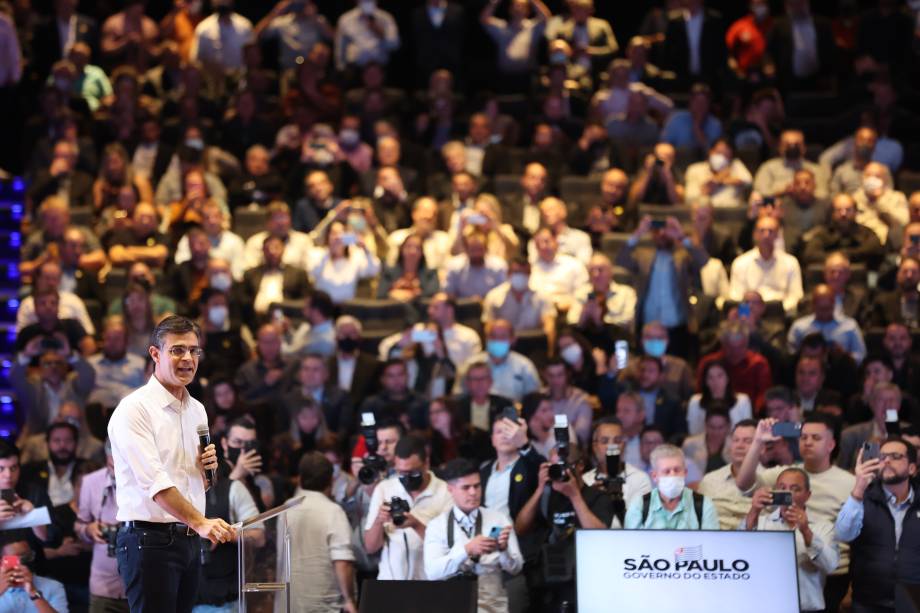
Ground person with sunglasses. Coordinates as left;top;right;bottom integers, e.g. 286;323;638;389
836;437;920;613
107;315;236;612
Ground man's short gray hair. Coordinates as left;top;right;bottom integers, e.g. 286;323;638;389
149;315;201;350
650;444;685;472
334;315;363;335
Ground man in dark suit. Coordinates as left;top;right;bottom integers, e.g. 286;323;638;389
797;251;871;321
359;359;429;430
329;315;381;408
292;169;342;233
448;361;516;463
168;228;212;314
234;323;299;436
282;353;353;436
661;0;726;88
615;215;709;358
240;235;311;329
465;113;511;187
766;0;836;91
505;162;550;240
794;355;843;415
883;323;920;402
27;140;94;211
800;194;884;268
838;382;904;471
690;200;736;267
410;1;465;87
31;0;97;79
634;355;687;440
871;257;920;330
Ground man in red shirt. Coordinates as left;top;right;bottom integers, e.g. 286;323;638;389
697;320;773;412
725;0;774;78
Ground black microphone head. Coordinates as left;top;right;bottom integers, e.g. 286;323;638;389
197;424;210;438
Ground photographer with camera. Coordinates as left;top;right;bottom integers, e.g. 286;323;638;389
742;467;837;612
581;417;652;528
364;434;452;580
514;415;612;612
624;444;720;529
424;458;523;613
194;417;266;610
74;439;127;611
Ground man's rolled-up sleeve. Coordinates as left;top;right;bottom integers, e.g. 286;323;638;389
110;404;176;500
329;506;356;562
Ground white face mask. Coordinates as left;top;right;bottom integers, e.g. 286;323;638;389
510;273;529;292
863;176;884;195
656;475;685;500
709;153;729;172
560;343;583;366
210;272;232;292
208;305;229;327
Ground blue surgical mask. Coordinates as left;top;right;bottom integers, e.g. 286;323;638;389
487;340;511;360
643;339;667;358
348;214;367;233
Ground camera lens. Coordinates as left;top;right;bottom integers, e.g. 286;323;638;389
548;463;567;482
357;465;377;485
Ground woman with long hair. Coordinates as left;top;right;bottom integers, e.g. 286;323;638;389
306;220;381;303
449;193;520;260
686;360;752;435
376;233;440;302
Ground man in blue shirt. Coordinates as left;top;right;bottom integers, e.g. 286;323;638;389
836;437;920;613
0;540;68;612
661;83;722;151
788;284;866;365
624;444;720;529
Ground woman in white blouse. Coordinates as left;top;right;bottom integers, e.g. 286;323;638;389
307;221;381;303
684;138;752;208
686;360;753;435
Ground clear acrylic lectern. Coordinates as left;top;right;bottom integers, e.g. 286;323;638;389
236;495;304;613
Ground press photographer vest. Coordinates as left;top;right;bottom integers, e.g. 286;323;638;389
196;476;236;606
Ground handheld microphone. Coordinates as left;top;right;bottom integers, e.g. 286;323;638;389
197;425;216;487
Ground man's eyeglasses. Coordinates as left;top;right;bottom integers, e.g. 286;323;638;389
165;345;204;359
880;452;907;462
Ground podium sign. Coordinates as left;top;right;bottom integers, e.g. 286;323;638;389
576;530;800;613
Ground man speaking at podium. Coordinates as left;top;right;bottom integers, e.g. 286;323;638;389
107;315;237;612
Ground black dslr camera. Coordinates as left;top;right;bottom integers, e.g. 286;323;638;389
357;413;388;485
388;497;411;526
548;415;572;482
100;524;120;557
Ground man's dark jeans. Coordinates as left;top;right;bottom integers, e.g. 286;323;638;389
115;525;201;613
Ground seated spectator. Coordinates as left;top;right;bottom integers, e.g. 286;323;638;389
55;227;106;307
798;253;870;323
752;129;829;199
617;215;708;357
697;419;759;530
627;142;684;205
845;355;918;426
16;287;95;358
311;197;389;258
829;126;882;196
360;359;428;431
742;468;838;612
542;357;594;446
167;228;213;310
871;256;920;330
282;354;353;437
479;0;550;92
376;233;440;303
307;221;380;304
633;354;688;441
722;291;786;375
334;1;400;73
226;144;284;210
620;321;695;403
624;444;720;529
87;315;146;411
444;227;507;300
877;222;920;292
795;356;842;415
292;170;342;234
385;197;450;273
484;257;556;342
92;142;154;214
26;140;94;212
106;262;176;320
204;378;251;434
853;161;908;246
20;195;106;281
449;362;515;438
687;360;753;435
726;87;784;159
801;195;884;268
367;167;413;235
526;197;592;265
682;406;731;476
788;284;866;365
684;139;752;208
581;168;634;239
330;316;381;406
456;320;540;403
661;83;722;151
243;201;313;271
747;167;828;254
567;252;637;334
105;201;169;269
796;331;860;406
449;193;520;262
603;88;662;152
528;227;589;309
730;215;803;315
505;162;550;238
839;382;905;472
174;199;245;280
241;235;311;324
688;199;736;268
0;540;69;611
283;290;337;359
12;338;95;440
697;320;772;411
19;401;104;466
16;260;95;337
883;323;920;402
234;323;297;422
